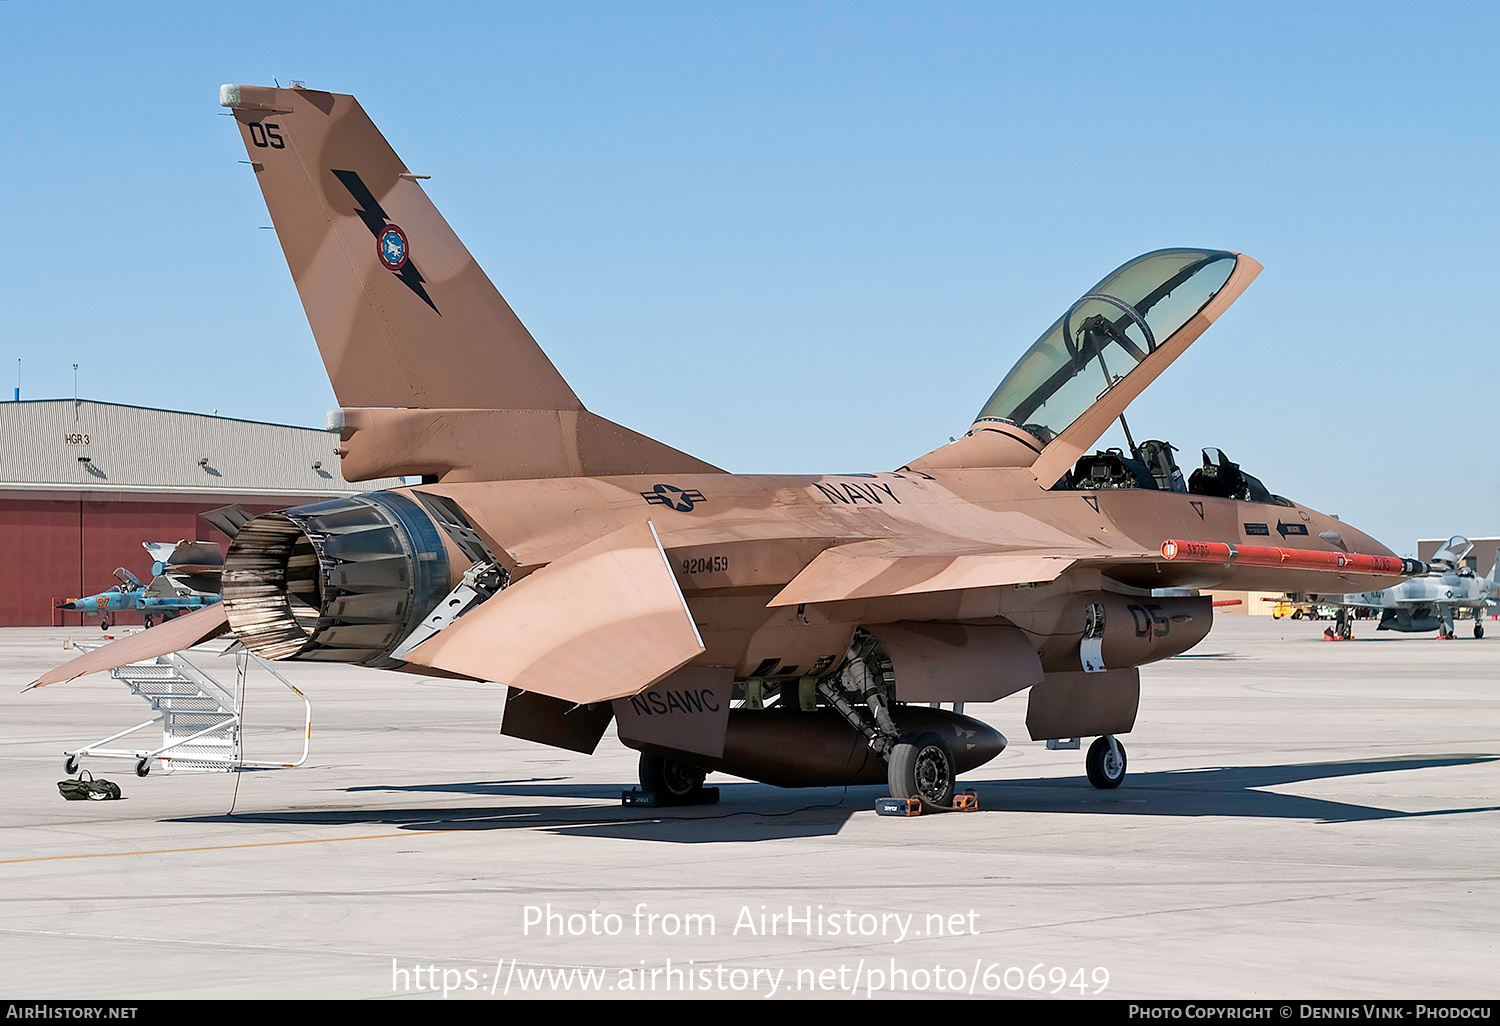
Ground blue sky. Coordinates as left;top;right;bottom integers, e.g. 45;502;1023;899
4;2;1497;554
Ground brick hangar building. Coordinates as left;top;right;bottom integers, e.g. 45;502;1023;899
0;400;399;627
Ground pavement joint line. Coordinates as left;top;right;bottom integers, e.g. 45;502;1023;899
0;829;454;864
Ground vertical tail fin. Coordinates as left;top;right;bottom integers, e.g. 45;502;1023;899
220;84;720;480
221;84;580;412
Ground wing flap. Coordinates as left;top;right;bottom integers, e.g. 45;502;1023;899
403;520;705;705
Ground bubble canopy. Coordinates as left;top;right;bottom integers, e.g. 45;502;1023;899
975;249;1240;445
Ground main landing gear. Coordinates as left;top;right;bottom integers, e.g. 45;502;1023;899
1324;608;1354;641
623;752;719;807
887;733;957;808
818;636;977;817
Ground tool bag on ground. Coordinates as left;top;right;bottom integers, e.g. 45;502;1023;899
57;769;122;801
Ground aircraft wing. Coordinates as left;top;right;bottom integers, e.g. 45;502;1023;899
771;534;1421;607
25;604;231;690
402;520;705;705
768;538;1149;607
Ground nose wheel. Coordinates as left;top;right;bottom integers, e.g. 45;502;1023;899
1085;735;1127;789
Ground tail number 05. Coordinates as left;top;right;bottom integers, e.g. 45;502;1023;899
247;123;285;149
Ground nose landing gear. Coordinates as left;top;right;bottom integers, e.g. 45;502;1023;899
1085;735;1127;789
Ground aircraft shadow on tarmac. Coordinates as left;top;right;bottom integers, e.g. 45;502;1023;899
170;755;1500;842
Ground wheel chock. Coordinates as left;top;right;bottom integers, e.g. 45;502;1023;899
952;791;979;812
875;796;923;817
621;786;720;808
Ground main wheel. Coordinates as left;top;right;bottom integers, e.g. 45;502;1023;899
99;619;109;631
638;753;706;803
887;732;956;808
1475;624;1484;639
1086;736;1127;789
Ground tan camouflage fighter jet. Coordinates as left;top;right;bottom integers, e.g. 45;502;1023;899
29;84;1428;813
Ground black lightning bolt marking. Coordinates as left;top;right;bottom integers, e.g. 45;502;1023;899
1082;496;1099;513
331;169;440;314
1190;500;1205;520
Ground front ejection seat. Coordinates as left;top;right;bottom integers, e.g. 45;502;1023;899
1187;448;1274;503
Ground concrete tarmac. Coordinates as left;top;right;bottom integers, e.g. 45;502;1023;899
1;617;1496;1000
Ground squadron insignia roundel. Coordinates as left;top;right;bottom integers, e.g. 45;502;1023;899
378;224;410;270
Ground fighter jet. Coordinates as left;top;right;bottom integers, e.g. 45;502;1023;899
57;541;223;630
28;85;1428;811
1298;536;1499;640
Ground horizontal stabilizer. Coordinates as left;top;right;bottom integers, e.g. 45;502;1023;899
26;604;230;690
403;520;704;704
202;505;254;541
143;540;225;575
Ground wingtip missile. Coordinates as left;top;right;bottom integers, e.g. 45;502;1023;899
1160;540;1426;578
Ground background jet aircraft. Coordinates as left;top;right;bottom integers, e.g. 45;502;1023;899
57;541;222;629
30;85;1427;811
1296;536;1499;640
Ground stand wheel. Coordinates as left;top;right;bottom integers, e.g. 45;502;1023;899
887;732;956;808
135;758;151;778
638;753;706;804
1086;736;1127;789
64;755;80;775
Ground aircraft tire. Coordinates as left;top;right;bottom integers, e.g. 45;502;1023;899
887;732;956;808
1475;624;1484;639
1086;736;1127;790
144;615;154;629
99;619;109;631
638;753;706;804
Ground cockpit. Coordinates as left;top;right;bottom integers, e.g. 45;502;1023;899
1061;442;1291;505
971;248;1289;503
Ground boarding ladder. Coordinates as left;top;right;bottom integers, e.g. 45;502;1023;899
63;646;311;776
